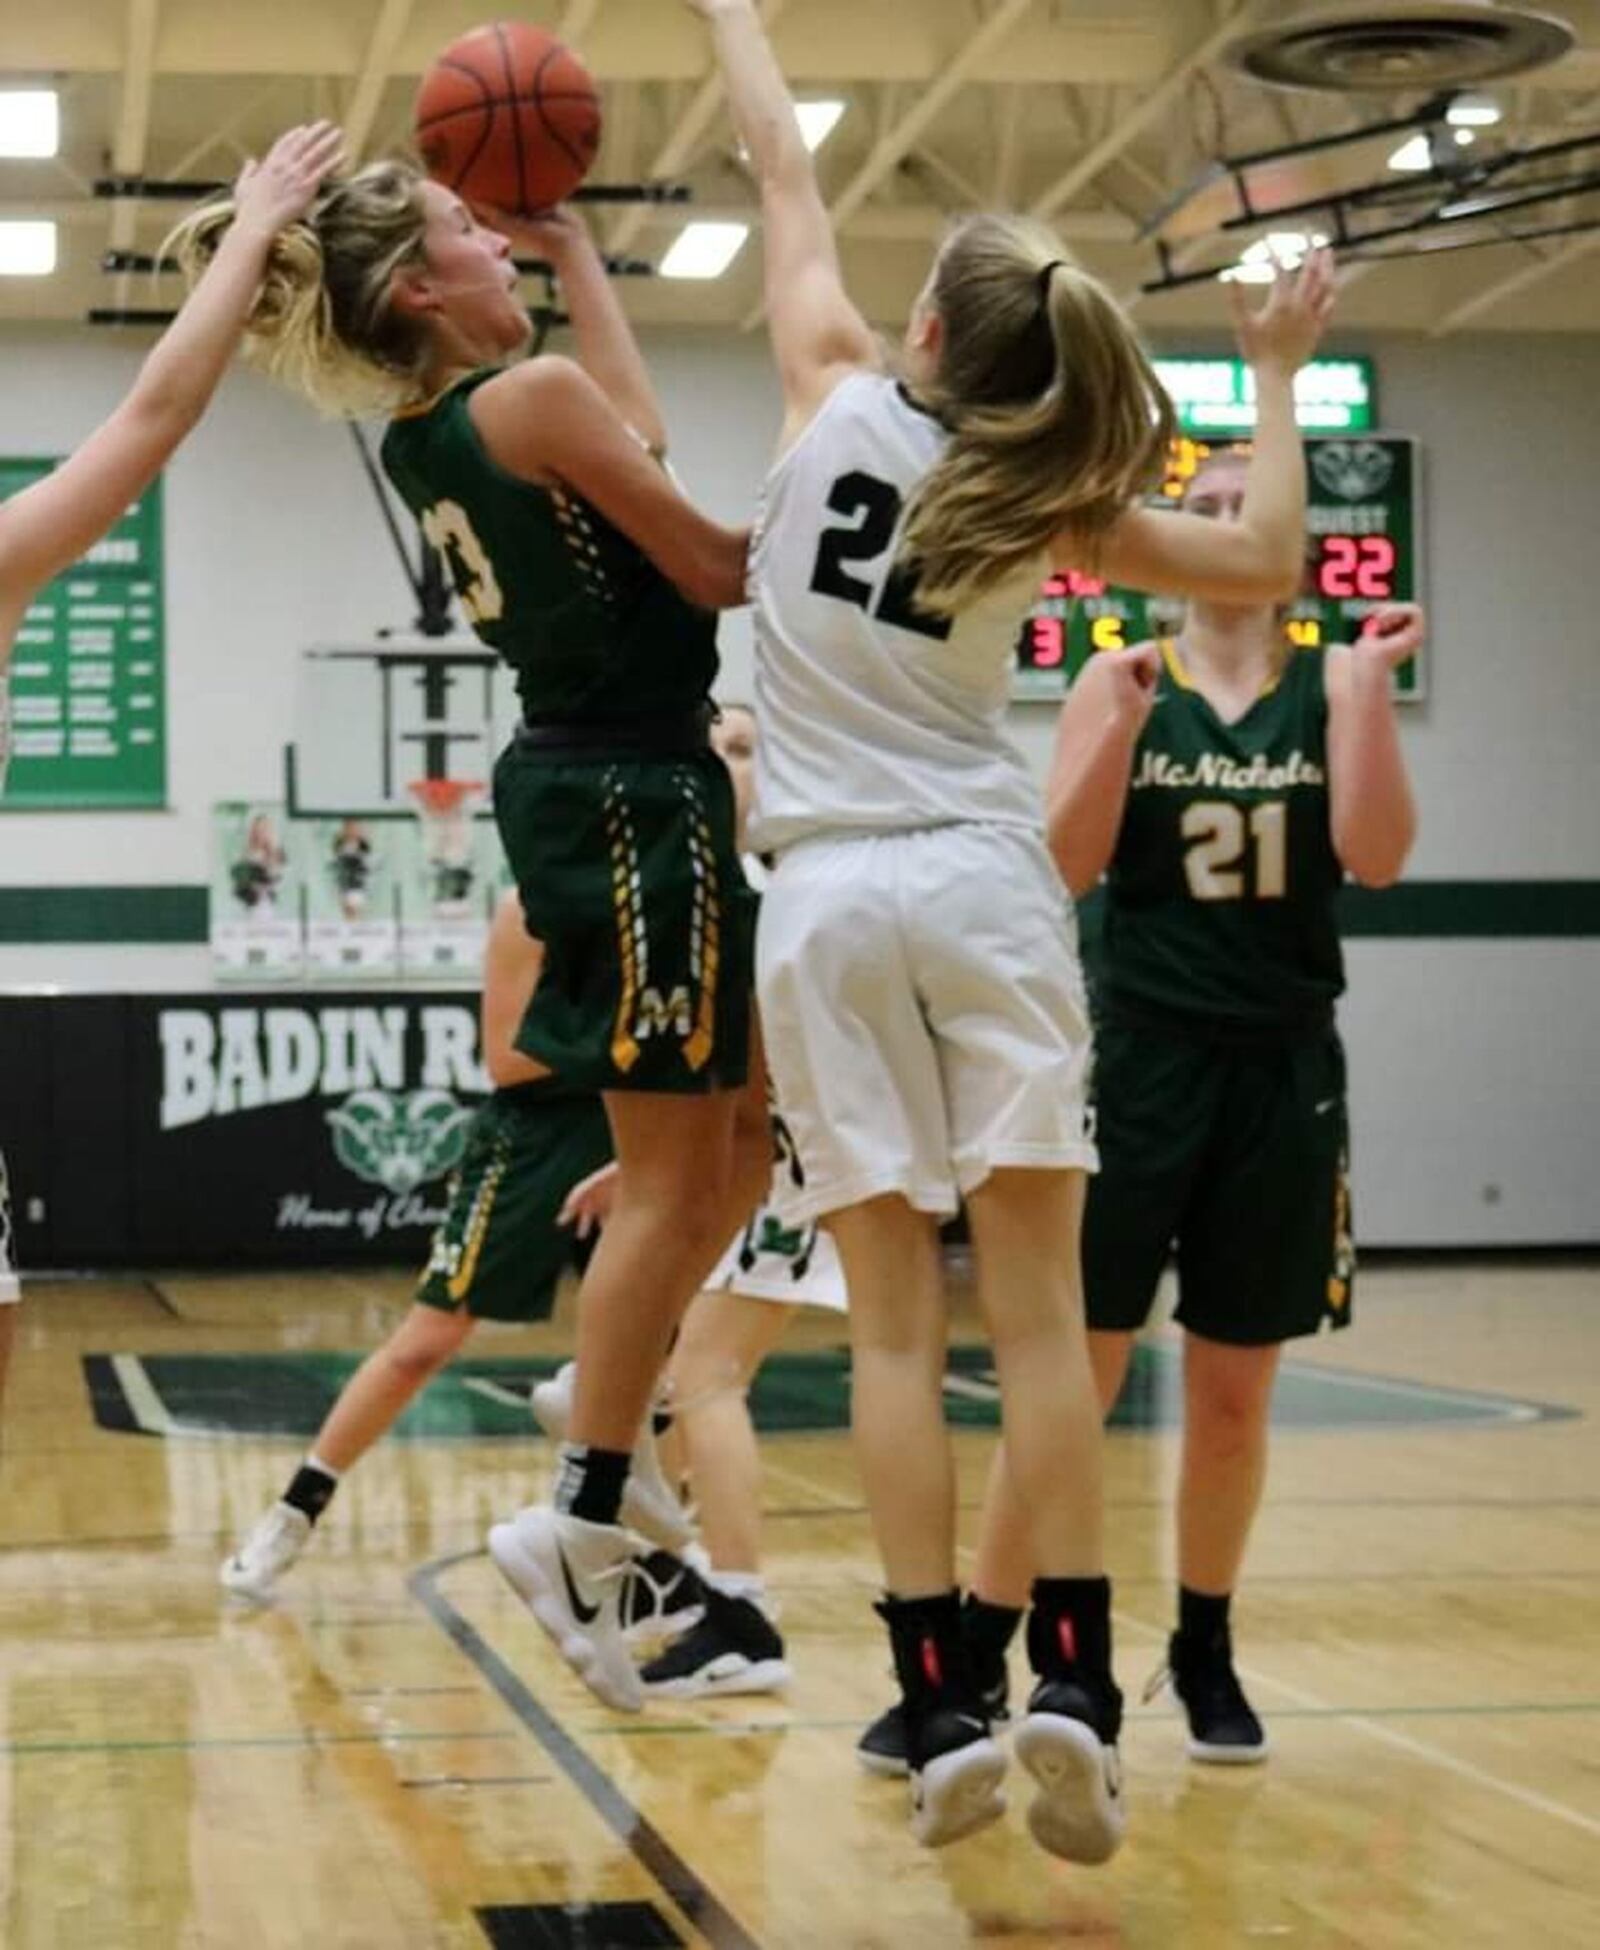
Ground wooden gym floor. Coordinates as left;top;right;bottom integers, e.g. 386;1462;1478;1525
1;1256;1596;1949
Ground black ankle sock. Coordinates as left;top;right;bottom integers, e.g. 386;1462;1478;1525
1177;1586;1232;1648
962;1594;1023;1668
554;1443;630;1525
1028;1575;1113;1679
282;1462;339;1525
877;1589;970;1706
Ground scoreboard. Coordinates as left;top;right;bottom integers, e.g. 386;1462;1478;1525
1014;432;1423;700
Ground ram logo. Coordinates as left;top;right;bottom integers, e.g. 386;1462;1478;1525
325;1090;474;1194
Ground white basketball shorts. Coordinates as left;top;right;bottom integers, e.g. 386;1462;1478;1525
0;1151;19;1304
756;823;1098;1224
702;1188;848;1311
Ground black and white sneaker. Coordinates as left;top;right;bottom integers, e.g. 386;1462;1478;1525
1014;1674;1126;1865
619;1549;707;1648
1154;1630;1269;1764
856;1667;1010;1780
908;1705;1007;1849
640;1587;792;1698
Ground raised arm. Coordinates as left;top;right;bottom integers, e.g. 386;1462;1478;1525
478;205;669;455
470;355;749;609
686;0;878;429
1325;603;1421;888
0;123;342;626
1044;644;1160;896
1059;251;1336;605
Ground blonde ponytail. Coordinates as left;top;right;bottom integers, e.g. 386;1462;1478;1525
902;215;1176;615
167;162;432;417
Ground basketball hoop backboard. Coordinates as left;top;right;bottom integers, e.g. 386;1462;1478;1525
285;642;520;818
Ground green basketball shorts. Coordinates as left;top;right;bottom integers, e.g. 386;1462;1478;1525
493;741;756;1094
1082;1016;1354;1346
415;1080;613;1322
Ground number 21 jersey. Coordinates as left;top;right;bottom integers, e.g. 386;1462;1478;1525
1102;643;1345;1031
749;372;1044;853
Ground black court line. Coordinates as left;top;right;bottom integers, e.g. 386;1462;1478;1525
410;1550;762;1950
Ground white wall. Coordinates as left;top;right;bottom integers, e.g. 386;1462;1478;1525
1;322;1596;1244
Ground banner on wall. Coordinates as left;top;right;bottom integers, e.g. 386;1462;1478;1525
210;801;303;979
0;990;494;1267
300;816;401;979
0;463;167;809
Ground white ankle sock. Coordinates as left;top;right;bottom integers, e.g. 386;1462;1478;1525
706;1570;766;1606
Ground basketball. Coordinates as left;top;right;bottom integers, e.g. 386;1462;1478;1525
415;22;602;215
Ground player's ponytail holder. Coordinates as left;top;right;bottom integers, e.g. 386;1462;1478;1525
1037;258;1067;300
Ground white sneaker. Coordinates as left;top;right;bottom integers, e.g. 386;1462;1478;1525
1013;1708;1126;1865
529;1362;696;1554
219;1502;312;1600
909;1722;1009;1849
487;1505;643;1713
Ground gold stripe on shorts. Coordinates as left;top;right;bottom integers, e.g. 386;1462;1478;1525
680;768;720;1072
603;770;646;1074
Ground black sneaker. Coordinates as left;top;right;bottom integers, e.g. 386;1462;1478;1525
1160;1630;1269;1764
639;1587;792;1698
855;1666;1010;1779
1014;1672;1125;1865
619;1549;707;1648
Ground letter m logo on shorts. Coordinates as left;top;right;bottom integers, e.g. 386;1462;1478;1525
632;985;693;1043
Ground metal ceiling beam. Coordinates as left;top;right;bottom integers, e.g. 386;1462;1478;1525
827;0;1038;233
109;2;161;263
557;0;603;47
740;0;1040;330
609;0;793;256
344;0;415;161
1429;227;1600;334
1028;0;1269;220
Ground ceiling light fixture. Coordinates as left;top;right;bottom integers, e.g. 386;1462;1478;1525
1387;133;1436;171
1446;93;1503;127
1219;230;1329;284
0;90;59;159
660;221;750;280
794;100;846;153
0;221;58;276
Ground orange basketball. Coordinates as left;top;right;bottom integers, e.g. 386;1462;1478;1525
415;22;602;215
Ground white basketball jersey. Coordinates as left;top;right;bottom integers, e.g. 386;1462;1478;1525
748;372;1045;854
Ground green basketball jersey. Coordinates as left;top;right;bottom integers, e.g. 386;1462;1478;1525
381;370;719;724
1100;643;1344;1031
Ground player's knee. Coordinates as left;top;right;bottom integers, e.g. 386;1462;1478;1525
1192;1373;1271;1447
383;1324;459;1384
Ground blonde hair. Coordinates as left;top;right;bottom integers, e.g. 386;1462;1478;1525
168;161;432;416
903;215;1176;615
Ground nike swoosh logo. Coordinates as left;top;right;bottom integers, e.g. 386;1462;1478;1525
556;1543;600;1625
1315;1099;1338;1115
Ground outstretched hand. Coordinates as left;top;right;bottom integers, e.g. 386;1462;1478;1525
232;121;345;238
558;1160;620;1240
1097;640;1163;734
469;200;590;259
1354;601;1426;672
1229;246;1336;375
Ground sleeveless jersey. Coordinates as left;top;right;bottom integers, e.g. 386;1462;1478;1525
1100;644;1344;1031
747;372;1044;853
381;370;719;725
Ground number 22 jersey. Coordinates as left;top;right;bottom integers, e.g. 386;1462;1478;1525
749;371;1045;853
1101;642;1345;1032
